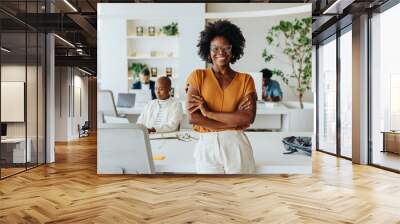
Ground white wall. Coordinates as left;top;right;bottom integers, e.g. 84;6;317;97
55;67;69;141
207;3;312;102
97;16;127;97
1;64;46;163
1;66;27;142
55;67;89;141
1;65;36;137
72;74;89;138
177;18;206;98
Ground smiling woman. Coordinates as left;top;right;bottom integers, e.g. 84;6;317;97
186;20;257;174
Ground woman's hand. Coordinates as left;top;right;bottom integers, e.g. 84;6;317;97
198;103;209;117
188;94;209;117
187;94;200;113
238;95;252;111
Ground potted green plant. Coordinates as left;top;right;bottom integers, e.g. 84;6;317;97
129;63;148;82
160;22;179;36
262;17;312;109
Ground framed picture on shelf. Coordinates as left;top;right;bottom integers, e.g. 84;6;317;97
166;67;173;77
151;67;158;77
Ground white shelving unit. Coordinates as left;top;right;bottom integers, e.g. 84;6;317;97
127;19;180;96
98;3;205;99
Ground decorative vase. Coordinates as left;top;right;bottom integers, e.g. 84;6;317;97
148;26;156;36
136;26;144;36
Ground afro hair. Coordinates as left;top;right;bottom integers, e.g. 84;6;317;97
197;20;245;64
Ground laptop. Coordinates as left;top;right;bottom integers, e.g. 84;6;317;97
117;93;136;108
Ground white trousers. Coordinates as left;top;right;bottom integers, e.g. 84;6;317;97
194;130;256;174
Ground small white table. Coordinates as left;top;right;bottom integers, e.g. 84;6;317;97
150;131;312;174
1;138;31;163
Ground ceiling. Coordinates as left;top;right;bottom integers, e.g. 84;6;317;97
0;0;394;75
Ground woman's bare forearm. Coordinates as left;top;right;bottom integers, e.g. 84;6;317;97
206;93;257;126
189;112;237;129
186;85;236;129
206;110;254;126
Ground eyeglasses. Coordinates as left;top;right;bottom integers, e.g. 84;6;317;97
210;45;232;53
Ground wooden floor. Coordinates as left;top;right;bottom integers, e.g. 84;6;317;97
1;135;400;224
1;167;26;178
373;151;400;171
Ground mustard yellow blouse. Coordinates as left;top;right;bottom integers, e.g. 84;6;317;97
186;68;256;132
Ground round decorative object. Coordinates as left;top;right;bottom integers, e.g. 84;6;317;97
136;26;144;36
148;26;156;36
